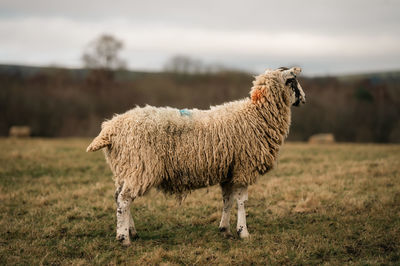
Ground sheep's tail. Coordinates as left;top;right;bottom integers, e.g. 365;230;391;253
86;128;112;152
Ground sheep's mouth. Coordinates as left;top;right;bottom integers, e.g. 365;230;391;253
286;78;306;107
293;95;306;107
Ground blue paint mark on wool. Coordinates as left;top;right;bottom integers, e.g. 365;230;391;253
179;109;192;117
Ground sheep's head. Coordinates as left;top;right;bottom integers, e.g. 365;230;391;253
250;67;306;107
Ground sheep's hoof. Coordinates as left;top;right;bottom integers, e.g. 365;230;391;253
219;227;233;238
237;230;250;240
129;230;139;240
116;235;131;246
237;226;250;239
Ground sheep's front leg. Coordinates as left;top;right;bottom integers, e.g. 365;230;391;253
219;183;234;236
115;185;133;246
235;186;250;239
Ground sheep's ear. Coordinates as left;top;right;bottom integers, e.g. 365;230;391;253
281;67;302;80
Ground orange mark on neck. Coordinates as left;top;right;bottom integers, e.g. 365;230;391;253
251;89;263;103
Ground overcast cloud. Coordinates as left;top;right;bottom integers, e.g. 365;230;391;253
0;0;399;75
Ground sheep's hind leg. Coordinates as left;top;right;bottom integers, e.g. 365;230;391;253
115;184;134;246
235;186;250;239
219;182;235;237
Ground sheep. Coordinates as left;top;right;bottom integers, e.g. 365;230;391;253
87;67;306;246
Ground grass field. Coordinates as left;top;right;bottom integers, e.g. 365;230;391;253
0;138;399;265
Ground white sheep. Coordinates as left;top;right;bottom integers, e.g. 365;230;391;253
87;67;306;246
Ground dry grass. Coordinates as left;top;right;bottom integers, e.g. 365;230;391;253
0;138;399;265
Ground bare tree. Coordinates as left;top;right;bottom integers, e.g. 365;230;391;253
164;55;204;74
164;55;232;74
82;34;126;71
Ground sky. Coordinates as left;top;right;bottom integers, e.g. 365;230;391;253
0;0;399;76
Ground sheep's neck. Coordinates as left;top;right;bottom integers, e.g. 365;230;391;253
258;95;292;140
237;97;291;174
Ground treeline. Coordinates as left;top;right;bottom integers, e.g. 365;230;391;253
0;65;399;142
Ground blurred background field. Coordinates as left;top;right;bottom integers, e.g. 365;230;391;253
0;138;399;264
1;64;400;142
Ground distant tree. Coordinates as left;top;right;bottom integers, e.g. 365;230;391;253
354;86;373;102
163;55;234;75
164;55;204;74
82;34;126;73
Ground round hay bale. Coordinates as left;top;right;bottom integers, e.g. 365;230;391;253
9;126;31;138
308;133;335;144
